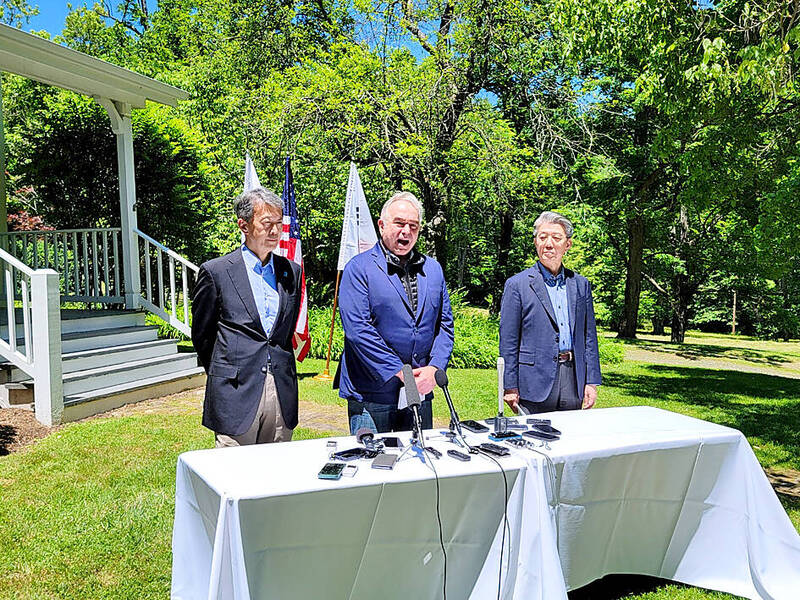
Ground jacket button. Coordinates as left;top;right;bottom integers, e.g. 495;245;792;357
553;356;558;363
261;366;267;374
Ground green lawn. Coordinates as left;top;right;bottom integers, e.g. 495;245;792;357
1;342;799;599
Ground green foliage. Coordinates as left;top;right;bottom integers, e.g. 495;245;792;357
306;298;624;369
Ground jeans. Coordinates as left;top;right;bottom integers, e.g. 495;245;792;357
348;398;433;434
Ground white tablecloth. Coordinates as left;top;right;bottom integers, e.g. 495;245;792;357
171;407;800;600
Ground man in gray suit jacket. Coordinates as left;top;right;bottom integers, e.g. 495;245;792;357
499;211;601;414
192;187;302;446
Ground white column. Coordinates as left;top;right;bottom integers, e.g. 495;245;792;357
96;97;140;309
31;269;63;426
0;71;7;235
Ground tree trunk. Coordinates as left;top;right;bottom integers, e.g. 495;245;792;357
491;209;514;314
618;213;644;339
652;316;666;335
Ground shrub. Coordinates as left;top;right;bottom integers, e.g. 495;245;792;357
306;303;625;368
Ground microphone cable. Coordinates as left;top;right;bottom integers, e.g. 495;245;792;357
474;447;511;600
421;445;448;600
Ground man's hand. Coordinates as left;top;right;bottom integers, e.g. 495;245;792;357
412;366;438;396
582;384;598;409
503;388;520;414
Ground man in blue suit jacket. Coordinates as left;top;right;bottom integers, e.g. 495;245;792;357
499;211;601;414
338;192;454;434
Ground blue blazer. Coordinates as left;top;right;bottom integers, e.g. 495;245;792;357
338;243;454;405
499;265;602;403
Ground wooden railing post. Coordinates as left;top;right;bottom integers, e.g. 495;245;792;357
30;269;63;426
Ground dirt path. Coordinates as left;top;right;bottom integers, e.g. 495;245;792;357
624;347;800;379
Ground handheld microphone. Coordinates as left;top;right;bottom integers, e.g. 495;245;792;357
495;357;507;433
356;427;383;453
402;364;423;443
434;368;463;438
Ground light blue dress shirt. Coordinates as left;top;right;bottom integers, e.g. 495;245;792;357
538;261;572;352
242;245;280;337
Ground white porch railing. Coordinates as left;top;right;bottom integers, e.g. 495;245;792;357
135;229;199;337
0;228;124;303
0;247;62;426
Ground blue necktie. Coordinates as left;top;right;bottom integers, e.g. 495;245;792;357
254;262;277;292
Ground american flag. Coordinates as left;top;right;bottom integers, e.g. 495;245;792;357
278;156;310;361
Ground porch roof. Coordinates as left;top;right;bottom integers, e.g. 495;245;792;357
0;23;188;108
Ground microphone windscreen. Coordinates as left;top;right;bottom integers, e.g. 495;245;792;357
356;428;374;444
401;364;421;407
434;368;449;388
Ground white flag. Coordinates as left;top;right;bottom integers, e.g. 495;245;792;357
337;162;378;271
243;152;261;192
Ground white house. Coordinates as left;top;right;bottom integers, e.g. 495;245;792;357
0;23;204;426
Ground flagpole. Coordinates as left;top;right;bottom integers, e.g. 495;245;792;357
314;270;342;381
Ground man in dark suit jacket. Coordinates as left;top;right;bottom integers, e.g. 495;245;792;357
338;192;454;434
499;211;601;414
192;187;302;446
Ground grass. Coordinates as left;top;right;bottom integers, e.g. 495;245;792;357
1;336;799;599
602;328;800;374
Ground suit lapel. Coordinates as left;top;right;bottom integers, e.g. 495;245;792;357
371;247;413;316
566;270;578;335
272;255;293;342
415;263;428;323
226;250;267;338
529;268;557;326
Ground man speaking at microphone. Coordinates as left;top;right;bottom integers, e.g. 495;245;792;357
337;192;455;434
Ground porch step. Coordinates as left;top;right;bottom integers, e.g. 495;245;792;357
54;353;200;396
62;367;206;422
0;309;145;338
61;325;159;353
3;339;178;383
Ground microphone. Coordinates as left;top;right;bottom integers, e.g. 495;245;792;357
495;357;507;433
356;427;382;453
434;368;463;438
356;427;374;445
402;364;423;443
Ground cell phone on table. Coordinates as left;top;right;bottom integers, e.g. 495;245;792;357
331;447;368;461
461;419;490;433
318;462;346;480
379;436;404;448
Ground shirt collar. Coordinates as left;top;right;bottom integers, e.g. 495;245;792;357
242;244;274;275
537;261;564;287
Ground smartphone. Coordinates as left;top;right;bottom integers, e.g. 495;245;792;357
379;436;404;448
331;447;367;461
488;431;522;442
461;419;490;433
318;462;346;480
342;464;358;477
371;453;398;470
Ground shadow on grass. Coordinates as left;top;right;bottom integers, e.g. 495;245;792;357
604;365;800;464
0;423;15;456
569;575;702;600
616;338;800;366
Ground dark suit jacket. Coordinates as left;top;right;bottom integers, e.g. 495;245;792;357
337;243;454;404
499;265;602;403
191;249;302;435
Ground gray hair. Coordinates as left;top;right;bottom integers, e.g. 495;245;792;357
380;191;424;222
233;187;283;222
534;211;574;238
